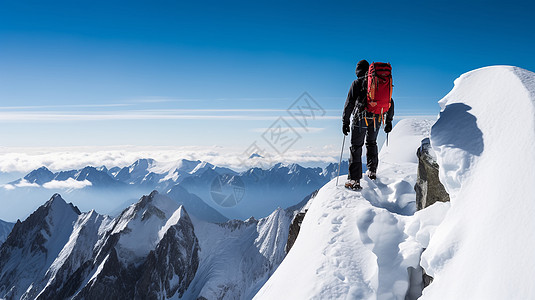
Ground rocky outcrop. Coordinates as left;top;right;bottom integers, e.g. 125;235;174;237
286;211;307;253
0;194;81;300
285;190;318;254
0;191;201;300
74;191;200;300
412;138;450;295
135;207;199;299
415;138;450;210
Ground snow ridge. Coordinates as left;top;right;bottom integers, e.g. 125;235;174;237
421;66;535;299
255;119;435;300
257;66;535;300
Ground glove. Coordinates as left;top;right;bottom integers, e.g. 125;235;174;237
342;123;350;136
384;122;392;133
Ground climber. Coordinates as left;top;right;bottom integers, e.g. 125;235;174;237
342;59;394;190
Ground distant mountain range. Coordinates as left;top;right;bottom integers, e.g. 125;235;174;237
0;191;303;299
10;159;236;189
4;159;348;221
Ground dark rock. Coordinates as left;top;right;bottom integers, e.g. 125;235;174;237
135;207;199;299
415;138;450;210
423;269;434;288
71;193;200;300
286;211;307;254
285;190;318;254
22;166;54;185
412;139;444;298
0;194;80;300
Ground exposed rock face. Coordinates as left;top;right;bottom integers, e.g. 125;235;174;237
286;190;317;253
0;194;81;300
73;192;200;300
413;138;450;294
0;191;200;300
135;207;199;299
286;211;307;254
1;188;307;300
415;138;450;210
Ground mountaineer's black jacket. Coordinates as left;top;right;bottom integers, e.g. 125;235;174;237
342;62;394;126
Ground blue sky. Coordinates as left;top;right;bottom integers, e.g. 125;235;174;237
1;0;534;166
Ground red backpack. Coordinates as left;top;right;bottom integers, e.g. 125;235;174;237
367;62;392;115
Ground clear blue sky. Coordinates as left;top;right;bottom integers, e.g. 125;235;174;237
1;0;533;155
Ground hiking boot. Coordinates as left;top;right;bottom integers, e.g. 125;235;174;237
345;180;362;190
367;170;377;180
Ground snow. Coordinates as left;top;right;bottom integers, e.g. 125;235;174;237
183;207;293;300
0;194;80;300
255;118;434;300
158;206;185;240
420;66;535;299
42;195;81;267
1;66;533;299
257;66;535;300
38;210;110;298
113;192;180;264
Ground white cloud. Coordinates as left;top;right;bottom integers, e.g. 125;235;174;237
0;145;341;174
2;184;15;190
42;178;92;189
15;179;40;188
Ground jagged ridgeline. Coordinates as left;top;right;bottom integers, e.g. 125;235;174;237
0;188;313;299
2;159;349;222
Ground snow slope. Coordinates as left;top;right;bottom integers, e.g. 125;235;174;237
257;66;535;300
182;207;294;300
420;66;535;299
255;118;438;299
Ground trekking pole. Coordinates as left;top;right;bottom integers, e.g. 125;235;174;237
336;134;346;186
387;132;389;147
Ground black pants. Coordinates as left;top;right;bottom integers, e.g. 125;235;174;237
348;117;380;180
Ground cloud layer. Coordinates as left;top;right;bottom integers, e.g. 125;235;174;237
42;178;92;189
0;145;340;175
2;178;92;190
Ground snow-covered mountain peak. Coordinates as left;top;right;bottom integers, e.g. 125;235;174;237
45;193;69;207
23;166;54;184
0;194;81;299
190;161;212;173
158;205;192;241
127;158;155;175
132;158;155;169
42;193;82;224
110;191;181;264
175;158;202;172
